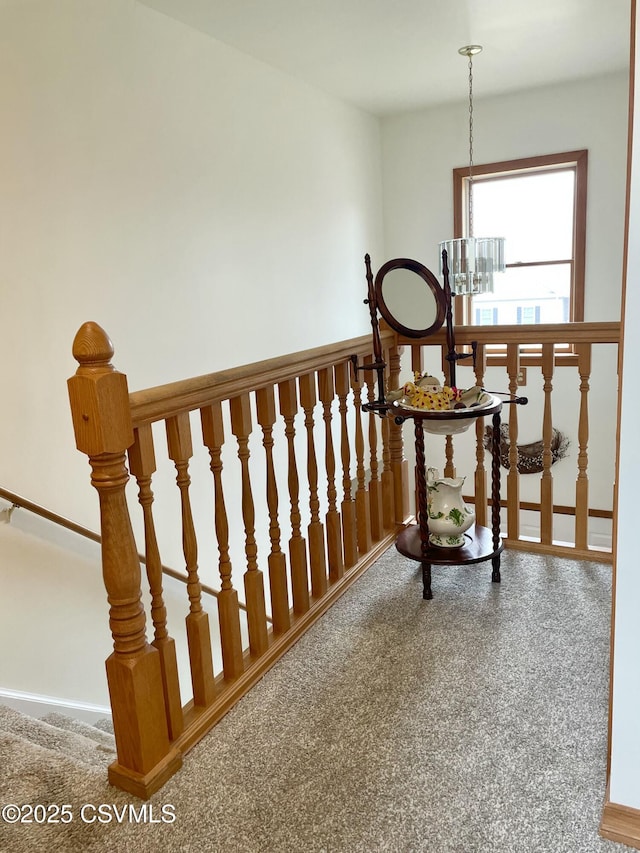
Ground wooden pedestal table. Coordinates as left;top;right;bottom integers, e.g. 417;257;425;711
393;396;504;599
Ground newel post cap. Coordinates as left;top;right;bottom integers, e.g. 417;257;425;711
68;322;134;456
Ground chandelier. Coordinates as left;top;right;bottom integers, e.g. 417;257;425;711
439;45;505;295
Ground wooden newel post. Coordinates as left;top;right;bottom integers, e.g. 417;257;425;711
67;322;181;799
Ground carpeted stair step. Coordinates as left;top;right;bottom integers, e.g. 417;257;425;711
0;704;115;769
93;716;114;735
40;711;116;749
0;729;133;853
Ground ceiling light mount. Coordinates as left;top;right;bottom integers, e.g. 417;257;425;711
458;45;483;57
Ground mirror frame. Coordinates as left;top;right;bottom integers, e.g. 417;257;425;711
374;257;447;339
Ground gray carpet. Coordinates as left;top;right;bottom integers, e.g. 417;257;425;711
0;548;635;852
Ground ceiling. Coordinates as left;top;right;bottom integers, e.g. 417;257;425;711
139;0;632;115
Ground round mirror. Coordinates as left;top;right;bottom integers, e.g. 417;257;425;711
374;258;446;338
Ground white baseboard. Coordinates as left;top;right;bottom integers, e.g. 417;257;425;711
0;688;111;724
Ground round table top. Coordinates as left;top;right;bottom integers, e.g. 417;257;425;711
396;523;503;566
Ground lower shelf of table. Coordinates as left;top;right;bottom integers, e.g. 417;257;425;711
395;524;503;566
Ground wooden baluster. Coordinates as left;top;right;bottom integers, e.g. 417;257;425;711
318;367;344;582
299;372;328;598
200;403;244;679
575;343;592;549
444;435;456;479
229;394;269;656
506;343;521;540
473;342;487;527
351;355;372;554
388;345;410;523
68;322;180;798
255;386;291;632
541;343;555;545
440;342;450;386
128;424;183;740
278;380;310;613
365;354;384;542
166;412;216;707
334;362;358;570
381;349;395;531
411;344;423;377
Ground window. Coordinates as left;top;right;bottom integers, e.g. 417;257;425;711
453;151;587;331
475;307;498;325
517;305;541;325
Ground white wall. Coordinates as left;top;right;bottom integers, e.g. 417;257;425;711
609;12;640;809
0;516;112;707
0;0;384;530
0;507;239;709
381;72;628;317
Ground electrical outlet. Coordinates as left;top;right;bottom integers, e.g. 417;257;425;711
516;368;527;386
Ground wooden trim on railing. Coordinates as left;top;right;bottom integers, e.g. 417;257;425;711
129;331;396;425
0;486;226;605
464;494;613;520
397;321;621;348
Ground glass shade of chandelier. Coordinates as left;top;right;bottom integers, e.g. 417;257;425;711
439;45;505;296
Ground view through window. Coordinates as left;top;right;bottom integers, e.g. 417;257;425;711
454;151;587;329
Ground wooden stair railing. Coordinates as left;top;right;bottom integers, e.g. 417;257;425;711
68;318;619;798
68;321;409;798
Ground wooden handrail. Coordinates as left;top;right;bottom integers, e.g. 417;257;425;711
395;320;621;347
128;322;621;430
0;485;224;603
0;486;101;543
129;330;395;425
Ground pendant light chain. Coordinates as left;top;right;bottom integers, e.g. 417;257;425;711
440;44;505;295
467;52;474;239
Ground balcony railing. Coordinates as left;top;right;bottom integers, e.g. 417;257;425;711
398;321;620;563
67;318;620;797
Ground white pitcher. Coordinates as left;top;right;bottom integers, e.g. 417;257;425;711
426;468;476;547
